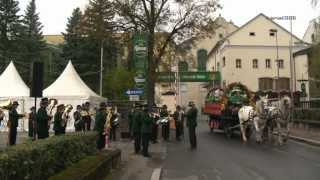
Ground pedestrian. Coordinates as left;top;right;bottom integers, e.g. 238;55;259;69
109;107;119;141
128;105;135;139
53;104;65;136
94;102;107;150
37;98;51;139
173;105;184;141
186;101;198;149
82;102;92;131
160;105;170;141
151;106;159;143
132;104;142;154
141;105;153;157
28;107;36;139
8;101;25;146
74;105;83;132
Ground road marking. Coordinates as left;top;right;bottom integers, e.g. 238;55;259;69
151;168;162;180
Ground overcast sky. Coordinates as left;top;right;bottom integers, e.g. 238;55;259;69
18;0;319;38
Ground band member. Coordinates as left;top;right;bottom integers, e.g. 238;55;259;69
8;101;25;145
28;107;36;139
160;105;170;141
74;105;83;131
62;105;73;133
82;102;92;131
186;101;198;149
109;107;119;141
173;105;184;141
128;105;135;139
151;106;159;143
94;102;107;150
132;104;142;154
53;104;65;135
141;105;153;157
37;98;51;139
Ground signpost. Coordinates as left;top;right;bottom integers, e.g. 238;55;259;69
126;89;144;96
157;71;220;82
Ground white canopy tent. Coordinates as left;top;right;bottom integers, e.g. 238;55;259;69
43;61;106;131
0;61;31;132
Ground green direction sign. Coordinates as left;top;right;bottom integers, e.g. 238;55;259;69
157;71;220;82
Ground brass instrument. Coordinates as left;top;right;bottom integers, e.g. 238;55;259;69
0;99;12;110
104;107;112;129
61;104;73;127
47;99;58;117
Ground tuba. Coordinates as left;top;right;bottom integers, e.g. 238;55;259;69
0;99;12;110
62;104;73;127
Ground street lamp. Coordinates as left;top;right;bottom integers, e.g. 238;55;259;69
270;29;280;98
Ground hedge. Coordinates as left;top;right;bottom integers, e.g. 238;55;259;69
0;132;98;180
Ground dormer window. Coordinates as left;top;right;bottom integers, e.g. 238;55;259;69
249;32;255;36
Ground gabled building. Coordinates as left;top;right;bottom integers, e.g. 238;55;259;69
208;13;308;95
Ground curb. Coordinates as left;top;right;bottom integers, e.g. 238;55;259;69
151;168;162;180
289;135;320;147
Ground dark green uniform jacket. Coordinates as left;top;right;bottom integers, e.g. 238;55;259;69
186;107;198;127
53;112;64;133
94;110;107;134
37;107;50;138
128;111;134;132
132;110;142;133
9;109;23;128
141;112;153;134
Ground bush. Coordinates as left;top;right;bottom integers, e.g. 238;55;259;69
0;132;98;180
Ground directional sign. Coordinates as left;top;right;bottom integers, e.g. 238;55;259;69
126;89;144;95
129;95;140;101
157;71;220;82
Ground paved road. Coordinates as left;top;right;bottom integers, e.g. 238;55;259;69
162;120;320;180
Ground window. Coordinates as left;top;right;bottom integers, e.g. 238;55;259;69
178;61;189;72
277;59;284;69
265;59;271;68
197;49;208;71
275;78;290;91
269;32;275;36
219;33;223;39
222;57;226;67
236;59;242;68
249;32;256;36
252;59;258;69
259;78;273;91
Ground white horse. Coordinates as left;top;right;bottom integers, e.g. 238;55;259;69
238;106;259;142
255;95;292;145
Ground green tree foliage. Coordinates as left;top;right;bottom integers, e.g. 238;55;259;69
104;66;135;100
114;0;220;109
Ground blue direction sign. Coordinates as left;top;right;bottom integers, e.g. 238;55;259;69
126;89;144;95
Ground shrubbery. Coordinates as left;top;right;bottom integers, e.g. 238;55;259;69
0;132;98;180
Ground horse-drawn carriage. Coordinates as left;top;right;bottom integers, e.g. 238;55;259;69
203;83;254;138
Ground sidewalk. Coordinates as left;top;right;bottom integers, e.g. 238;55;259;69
106;139;167;180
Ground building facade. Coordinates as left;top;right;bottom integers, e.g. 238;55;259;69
208;14;309;95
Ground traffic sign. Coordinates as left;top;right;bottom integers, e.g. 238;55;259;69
129;95;140;101
126;89;144;95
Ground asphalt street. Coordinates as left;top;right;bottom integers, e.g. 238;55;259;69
162;120;320;180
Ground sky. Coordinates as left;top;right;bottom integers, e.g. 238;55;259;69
18;0;319;38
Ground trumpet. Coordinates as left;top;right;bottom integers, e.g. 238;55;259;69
61;104;73;127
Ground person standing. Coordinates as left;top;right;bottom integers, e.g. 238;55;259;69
74;105;83;132
141;105;153;157
132;104;142;154
53;104;65;136
151;106;159;143
94;102;108;150
28;107;36;139
173;105;184;141
186;102;198;149
109;107;118;141
37;98;51;139
8;101;25;146
128;105;135;139
160;105;170;141
82;102;92;131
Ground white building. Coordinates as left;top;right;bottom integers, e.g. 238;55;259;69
303;18;320;44
208;13;309;95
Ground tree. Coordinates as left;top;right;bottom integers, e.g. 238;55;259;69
114;0;220;109
0;0;22;71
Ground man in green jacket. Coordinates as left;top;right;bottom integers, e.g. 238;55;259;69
141;105;153;157
132;104;142;154
37;98;50;139
186;101;198;149
8;101;25;145
94;102;107;150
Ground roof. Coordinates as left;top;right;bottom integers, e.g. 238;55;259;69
0;61;30;97
43;35;64;45
43;61;100;98
293;47;312;57
208;13;306;56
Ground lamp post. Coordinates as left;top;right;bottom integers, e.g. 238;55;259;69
270;29;280;98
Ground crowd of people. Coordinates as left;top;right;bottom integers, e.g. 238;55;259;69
128;101;199;157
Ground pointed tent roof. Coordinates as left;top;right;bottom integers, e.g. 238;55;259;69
44;61;99;98
0;61;30;97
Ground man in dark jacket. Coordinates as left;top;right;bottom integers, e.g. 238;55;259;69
28;107;36;139
8;101;24;145
94;102;107;150
74;105;83;131
173;105;184;141
53;104;65;135
141;105;153;157
37;98;50;139
160;105;170;141
186;101;198;149
132;104;142;154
